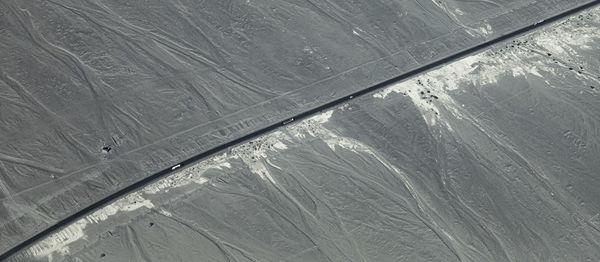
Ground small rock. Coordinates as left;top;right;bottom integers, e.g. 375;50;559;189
102;146;111;153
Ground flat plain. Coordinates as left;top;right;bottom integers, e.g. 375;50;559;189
7;5;600;261
2;0;592;254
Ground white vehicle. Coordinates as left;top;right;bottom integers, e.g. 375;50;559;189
283;118;294;125
171;164;182;170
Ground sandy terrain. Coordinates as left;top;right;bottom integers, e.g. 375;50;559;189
7;5;600;261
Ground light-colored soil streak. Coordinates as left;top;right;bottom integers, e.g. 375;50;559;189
9;4;600;262
1;0;594;255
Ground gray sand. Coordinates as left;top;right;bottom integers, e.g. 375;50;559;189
2;0;592;253
8;6;600;261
